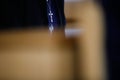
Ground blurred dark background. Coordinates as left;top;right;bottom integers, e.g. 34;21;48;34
101;0;120;80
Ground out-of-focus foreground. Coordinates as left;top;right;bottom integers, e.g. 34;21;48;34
0;0;107;80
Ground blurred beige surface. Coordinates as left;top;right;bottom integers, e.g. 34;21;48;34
65;1;107;80
0;30;74;80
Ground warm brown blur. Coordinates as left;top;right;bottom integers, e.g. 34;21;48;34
0;30;74;80
0;0;107;80
65;0;107;80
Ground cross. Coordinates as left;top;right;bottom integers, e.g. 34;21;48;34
49;11;53;16
49;11;54;22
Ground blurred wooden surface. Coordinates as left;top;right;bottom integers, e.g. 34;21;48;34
0;30;74;80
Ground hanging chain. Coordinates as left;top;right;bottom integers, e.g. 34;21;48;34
46;0;55;33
